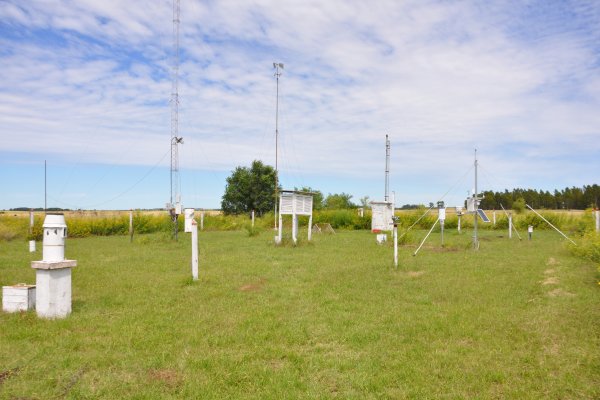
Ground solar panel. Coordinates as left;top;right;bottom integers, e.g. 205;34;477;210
477;209;491;223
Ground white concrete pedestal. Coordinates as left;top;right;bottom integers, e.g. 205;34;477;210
31;260;77;319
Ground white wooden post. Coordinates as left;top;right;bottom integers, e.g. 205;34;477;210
457;215;461;234
508;215;513;239
308;215;313;241
393;224;398;267
292;214;298;244
29;210;34;235
29;209;35;252
251;210;255;227
493;210;496;225
191;220;198;281
277;213;283;243
595;210;599;232
200;211;204;230
129;210;134;242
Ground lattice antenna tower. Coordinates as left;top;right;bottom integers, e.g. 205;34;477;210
170;0;183;208
273;62;284;229
473;149;479;249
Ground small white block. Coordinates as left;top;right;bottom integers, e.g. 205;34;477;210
2;285;36;313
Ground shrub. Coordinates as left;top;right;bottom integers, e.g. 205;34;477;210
568;231;600;264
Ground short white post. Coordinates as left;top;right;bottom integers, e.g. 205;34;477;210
393;224;398;267
200;211;204;230
528;225;533;241
251;210;255;227
308;215;313;241
508;215;513;239
595;210;599;232
493;211;496;225
457;215;461;234
359;208;364;217
129;210;134;242
277;213;283;243
29;210;34;235
191;220;198;281
29;240;36;252
292;214;298;244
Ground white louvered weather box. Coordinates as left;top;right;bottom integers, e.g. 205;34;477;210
276;191;314;244
370;201;394;233
2;284;36;313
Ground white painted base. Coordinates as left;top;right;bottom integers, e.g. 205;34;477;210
35;268;72;319
2;285;36;312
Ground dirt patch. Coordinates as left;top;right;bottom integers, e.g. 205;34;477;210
148;369;181;388
0;367;20;385
268;359;288;371
546;257;560;266
542;277;559;285
239;278;266;292
548;288;575;298
425;246;459;253
544;268;555;275
544;343;560;356
407;271;426;278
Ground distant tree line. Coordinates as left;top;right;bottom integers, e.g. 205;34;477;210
479;185;600;210
9;207;69;212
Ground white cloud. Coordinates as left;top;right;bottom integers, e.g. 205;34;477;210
0;0;598;208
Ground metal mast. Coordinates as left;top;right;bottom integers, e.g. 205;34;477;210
385;134;390;202
473;149;478;249
273;62;283;229
169;0;183;238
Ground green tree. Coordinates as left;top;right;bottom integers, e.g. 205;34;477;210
324;193;355;209
221;160;277;215
359;196;370;208
512;197;526;214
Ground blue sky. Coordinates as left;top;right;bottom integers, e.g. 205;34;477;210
1;0;599;210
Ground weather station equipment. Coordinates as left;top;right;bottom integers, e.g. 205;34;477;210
438;201;446;245
455;206;463;233
370;134;395;243
166;0;184;240
275;190;314;244
273;62;284;231
466;150;490;249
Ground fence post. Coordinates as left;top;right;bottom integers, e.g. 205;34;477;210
191;220;198;281
129;210;134;243
393;223;398;268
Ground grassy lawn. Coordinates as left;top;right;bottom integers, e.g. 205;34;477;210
1;229;598;399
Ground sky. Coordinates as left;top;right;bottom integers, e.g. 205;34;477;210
1;0;599;210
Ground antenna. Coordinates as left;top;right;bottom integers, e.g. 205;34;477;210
169;0;183;239
44;160;47;214
473;149;478;249
273;62;283;229
384;134;390;202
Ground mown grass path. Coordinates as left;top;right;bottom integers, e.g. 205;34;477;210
1;230;598;399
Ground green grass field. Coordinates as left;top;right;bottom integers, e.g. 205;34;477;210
1;229;598;399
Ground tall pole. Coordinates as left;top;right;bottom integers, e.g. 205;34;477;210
170;0;183;240
273;62;283;229
385;134;390;202
473;149;478;249
44;160;47;214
